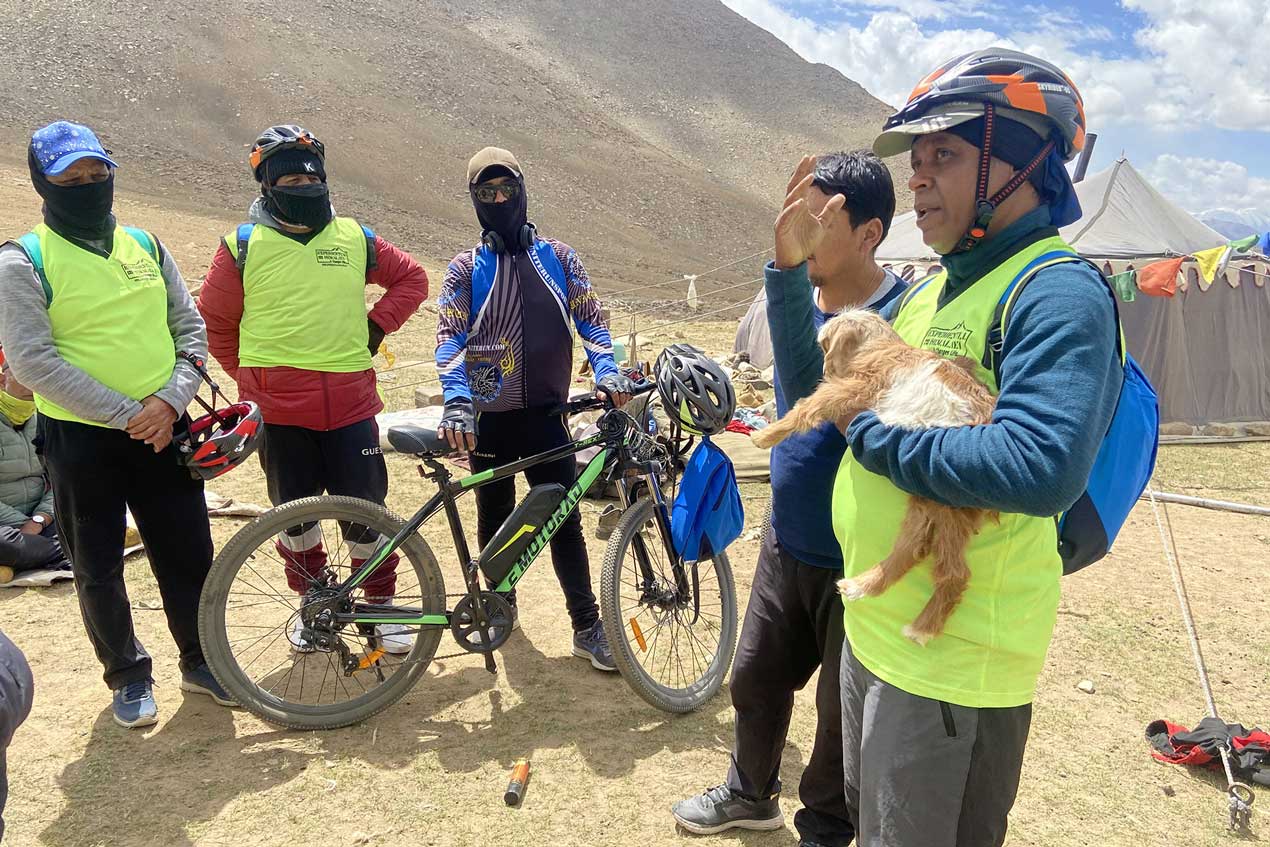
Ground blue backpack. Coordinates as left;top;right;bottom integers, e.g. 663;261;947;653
987;250;1159;574
671;437;744;562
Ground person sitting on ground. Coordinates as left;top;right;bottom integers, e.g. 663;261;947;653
0;352;68;583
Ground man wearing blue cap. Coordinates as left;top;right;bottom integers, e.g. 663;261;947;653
0;121;234;728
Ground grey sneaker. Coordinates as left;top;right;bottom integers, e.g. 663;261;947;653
180;663;238;707
571;619;617;672
112;680;159;729
672;784;784;835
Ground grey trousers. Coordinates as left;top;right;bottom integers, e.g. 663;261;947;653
840;638;1032;847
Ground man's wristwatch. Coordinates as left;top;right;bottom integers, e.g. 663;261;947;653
31;515;47;526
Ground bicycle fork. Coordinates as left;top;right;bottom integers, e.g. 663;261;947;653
619;473;699;623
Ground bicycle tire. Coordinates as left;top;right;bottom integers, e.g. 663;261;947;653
198;496;445;730
600;497;737;712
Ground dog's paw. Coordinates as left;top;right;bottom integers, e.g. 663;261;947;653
902;624;934;645
837;577;870;601
750;429;779;448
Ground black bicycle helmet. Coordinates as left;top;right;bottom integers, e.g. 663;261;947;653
874;48;1086;163
655;344;736;436
248;124;325;182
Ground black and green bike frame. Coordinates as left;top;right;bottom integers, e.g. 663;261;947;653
325;410;677;633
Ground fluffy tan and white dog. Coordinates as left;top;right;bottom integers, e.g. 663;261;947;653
752;309;997;643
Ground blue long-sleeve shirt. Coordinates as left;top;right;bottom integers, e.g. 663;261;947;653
766;262;906;568
847;207;1124;516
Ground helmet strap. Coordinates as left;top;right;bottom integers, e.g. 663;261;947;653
178;351;230;426
954;103;1057;253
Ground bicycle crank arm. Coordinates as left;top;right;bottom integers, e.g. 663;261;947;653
484;653;497;674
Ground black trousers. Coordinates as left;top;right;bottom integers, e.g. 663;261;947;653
0;522;67;572
39;417;213;689
0;630;33;844
469;408;598;632
257;419;399;599
727;528;854;847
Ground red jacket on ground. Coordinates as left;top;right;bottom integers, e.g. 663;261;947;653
198;233;428;431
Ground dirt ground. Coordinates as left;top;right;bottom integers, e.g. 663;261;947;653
3;176;1270;846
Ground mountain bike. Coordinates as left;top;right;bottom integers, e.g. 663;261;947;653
197;381;738;729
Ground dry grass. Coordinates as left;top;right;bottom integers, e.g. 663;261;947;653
3;176;1269;846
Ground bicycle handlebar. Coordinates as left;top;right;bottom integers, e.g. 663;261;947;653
550;379;656;417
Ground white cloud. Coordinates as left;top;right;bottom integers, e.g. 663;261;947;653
1143;154;1270;220
720;0;1270;132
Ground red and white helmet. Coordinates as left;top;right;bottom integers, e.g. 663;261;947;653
180;400;262;480
174;353;263;480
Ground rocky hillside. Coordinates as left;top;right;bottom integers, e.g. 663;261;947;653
0;0;898;297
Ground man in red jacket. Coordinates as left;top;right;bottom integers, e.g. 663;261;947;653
198;125;428;654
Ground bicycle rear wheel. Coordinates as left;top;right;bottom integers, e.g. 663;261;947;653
599;497;737;712
198;496;445;730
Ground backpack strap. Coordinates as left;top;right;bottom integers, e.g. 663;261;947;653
16;232;53;306
122;226;160;265
232;223;254;273
361;224;377;272
983;251;1126;384
229;222;377;274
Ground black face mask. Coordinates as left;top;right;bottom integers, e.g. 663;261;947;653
472;178;529;250
265;183;333;230
29;148;115;242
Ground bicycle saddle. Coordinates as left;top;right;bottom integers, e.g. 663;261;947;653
386;425;452;456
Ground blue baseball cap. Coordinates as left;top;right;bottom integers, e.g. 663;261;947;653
29;121;119;176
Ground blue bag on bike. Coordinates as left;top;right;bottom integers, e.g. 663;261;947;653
671;437;744;562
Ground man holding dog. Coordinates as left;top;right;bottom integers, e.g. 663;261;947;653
831;50;1124;845
674;152;906;846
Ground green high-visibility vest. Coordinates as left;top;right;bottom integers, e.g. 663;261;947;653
227;217;372;372
27;223;173;426
831;235;1073;708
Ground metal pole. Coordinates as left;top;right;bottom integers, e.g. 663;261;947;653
1073;132;1098;183
1145;491;1254;833
1142;490;1270;518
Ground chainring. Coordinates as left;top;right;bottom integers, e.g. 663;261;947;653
450;591;515;654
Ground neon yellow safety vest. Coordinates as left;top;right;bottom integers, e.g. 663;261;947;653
226;217;372;372
831;234;1073;708
32;224;174;426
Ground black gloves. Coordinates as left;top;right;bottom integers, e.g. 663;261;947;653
597;372;636;406
367;317;386;355
439;398;476;451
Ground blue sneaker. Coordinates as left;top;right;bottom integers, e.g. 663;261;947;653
112;680;158;728
571;620;617;672
180;664;237;707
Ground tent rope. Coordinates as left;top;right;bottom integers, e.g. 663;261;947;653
1145;489;1254;834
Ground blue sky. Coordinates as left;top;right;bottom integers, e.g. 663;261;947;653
722;0;1270;224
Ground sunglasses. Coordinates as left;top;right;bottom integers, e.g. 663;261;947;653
473;182;521;203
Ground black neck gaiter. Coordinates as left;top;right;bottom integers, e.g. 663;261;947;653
29;148;115;242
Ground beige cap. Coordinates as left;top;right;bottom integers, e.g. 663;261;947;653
467;146;522;184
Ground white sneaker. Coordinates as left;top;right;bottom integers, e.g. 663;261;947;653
376;623;414;655
289;617;315;653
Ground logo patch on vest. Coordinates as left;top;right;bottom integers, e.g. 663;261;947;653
119;259;161;284
921;321;973;359
315;246;352;267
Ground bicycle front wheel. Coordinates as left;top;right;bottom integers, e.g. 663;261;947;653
599;497;737;712
198;496;446;730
